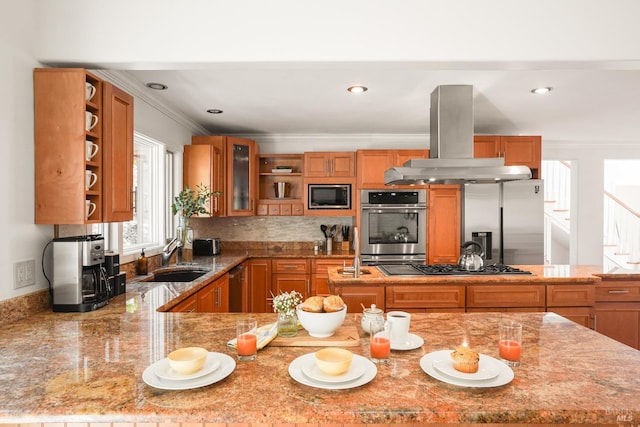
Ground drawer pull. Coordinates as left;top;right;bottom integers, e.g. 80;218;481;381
283;265;298;269
608;290;630;294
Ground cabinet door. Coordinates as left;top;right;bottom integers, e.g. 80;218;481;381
333;285;385;313
226;137;257;216
386;285;465;310
311;258;352;295
595;304;640;349
393;149;430;167
102;82;134;222
247;258;271;313
304;152;330;177
330;152;356;177
191;136;226;216
473;135;501;158
427;185;461;264
170;294;198;312
467;285;545;308
547;284;595;307
184;144;214;217
550;307;594;329
501;136;541;169
272;275;311;300
356;150;392;188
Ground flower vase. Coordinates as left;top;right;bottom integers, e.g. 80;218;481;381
177;216;194;263
277;312;298;337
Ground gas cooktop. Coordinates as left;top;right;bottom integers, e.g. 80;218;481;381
377;263;532;276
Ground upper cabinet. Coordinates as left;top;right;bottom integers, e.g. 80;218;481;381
356;149;429;188
34;68;133;224
304;152;355;178
226;137;258;216
257;154;304;216
187;136;226;217
474;135;541;179
427;185;461;264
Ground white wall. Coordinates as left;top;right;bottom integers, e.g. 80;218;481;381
0;2;198;302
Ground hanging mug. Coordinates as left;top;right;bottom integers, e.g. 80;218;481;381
85;200;97;219
85;140;99;161
85;170;98;190
85;111;98;131
85;82;96;101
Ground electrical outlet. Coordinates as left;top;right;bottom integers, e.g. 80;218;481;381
14;260;35;289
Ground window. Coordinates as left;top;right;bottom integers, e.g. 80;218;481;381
122;133;165;254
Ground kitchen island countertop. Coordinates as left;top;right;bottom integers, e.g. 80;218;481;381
1;275;639;425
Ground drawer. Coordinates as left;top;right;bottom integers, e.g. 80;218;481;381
547;284;595;307
467;285;545;308
272;259;310;274
387;285;465;309
312;258;353;274
596;281;640;302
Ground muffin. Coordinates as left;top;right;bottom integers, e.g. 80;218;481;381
450;346;479;373
323;295;345;312
301;296;324;313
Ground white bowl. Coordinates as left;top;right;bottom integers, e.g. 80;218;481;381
296;304;346;338
167;347;208;375
315;348;353;376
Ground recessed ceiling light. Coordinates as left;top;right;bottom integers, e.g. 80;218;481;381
145;82;168;90
347;85;368;94
206;109;224;114
531;87;552;94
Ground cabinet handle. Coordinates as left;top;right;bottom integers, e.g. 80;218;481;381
282;265;298;269
216;287;221;307
608;290;630;294
213;195;218;213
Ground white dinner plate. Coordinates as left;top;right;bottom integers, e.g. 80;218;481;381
289;353;377;390
302;358;367;383
432;353;500;381
420;350;514;388
154;352;221;381
390;333;425;351
143;352;235;390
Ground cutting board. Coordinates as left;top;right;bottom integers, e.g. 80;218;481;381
270;326;360;347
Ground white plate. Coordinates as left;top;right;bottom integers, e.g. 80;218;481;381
154;352;221;381
420;350;514;388
301;358;366;383
289;353;377;390
143;352;235;390
432;354;500;381
390;333;424;351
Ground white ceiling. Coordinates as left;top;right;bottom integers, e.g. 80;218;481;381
123;65;640;142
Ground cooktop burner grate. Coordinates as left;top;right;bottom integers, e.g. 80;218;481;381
411;264;532;276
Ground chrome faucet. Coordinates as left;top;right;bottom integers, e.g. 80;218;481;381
161;237;182;266
353;226;360;278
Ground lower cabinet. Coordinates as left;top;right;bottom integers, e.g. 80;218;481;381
271;259;311;300
595;278;640;349
311;258;353;295
331;285;385;313
386;285;465;313
546;284;595;328
170;273;229;313
466;284;545;312
247;258;272;313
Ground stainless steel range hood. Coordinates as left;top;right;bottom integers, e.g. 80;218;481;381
384;85;532;185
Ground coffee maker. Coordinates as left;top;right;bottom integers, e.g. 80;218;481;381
51;235;110;312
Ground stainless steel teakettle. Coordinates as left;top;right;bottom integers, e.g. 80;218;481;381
458;240;484;271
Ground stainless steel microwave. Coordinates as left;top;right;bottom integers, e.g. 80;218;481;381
307;184;351;210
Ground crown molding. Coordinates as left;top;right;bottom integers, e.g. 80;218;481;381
92;70;209;135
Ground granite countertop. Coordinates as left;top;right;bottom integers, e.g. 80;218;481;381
1;279;639;424
328;264;607;285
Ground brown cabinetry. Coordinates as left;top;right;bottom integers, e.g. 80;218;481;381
331;285;385;313
356;149;429;188
595;279;640;349
547;284;595;328
386;285;465;312
311;258;353;295
246;258;272;313
35;68;133;224
257;154;304;216
427;185;461;264
474;135;541;179
187;136;226;217
304;152;355;178
272;259;311;300
226;137;258;216
466;284;545;311
170;273;229;313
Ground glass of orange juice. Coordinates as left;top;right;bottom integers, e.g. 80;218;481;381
369;318;390;364
236;318;257;361
498;321;522;367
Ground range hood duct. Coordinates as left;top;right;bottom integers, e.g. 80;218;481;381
384;85;532;185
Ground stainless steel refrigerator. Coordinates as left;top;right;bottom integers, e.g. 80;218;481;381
462;180;544;265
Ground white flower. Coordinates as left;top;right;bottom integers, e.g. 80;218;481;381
272;291;303;317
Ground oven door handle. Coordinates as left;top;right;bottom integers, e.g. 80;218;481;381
361;206;425;212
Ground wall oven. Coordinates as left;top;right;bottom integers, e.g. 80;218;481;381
360;189;427;264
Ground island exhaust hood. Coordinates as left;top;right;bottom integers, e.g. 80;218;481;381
384;85;532;185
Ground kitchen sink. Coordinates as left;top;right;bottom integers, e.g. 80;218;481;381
337;268;372;276
145;269;208;282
